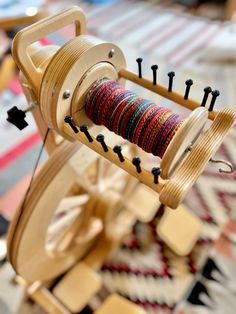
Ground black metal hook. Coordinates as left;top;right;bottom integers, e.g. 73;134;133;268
96;134;109;152
136;58;143;78
201;86;212;107
209;90;220;111
132;157;142;173
167;71;175;92
113;145;125;162
151;64;158;85
64;116;79;133
184;79;193;100
80;125;93;142
151;167;161;184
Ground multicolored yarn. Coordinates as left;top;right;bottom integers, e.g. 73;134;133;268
85;78;184;158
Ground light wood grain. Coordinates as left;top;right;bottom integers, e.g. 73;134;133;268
28;282;70;314
157;204;202;255
53;262;102;313
159;108;236;208
12;7;86;95
0;55;15;92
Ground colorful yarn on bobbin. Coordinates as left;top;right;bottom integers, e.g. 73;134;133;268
85;79;184;158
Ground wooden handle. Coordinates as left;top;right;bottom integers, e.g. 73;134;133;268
12;7;86;95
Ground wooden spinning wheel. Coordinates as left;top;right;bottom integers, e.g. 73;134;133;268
5;6;236;314
10;7;236;210
8;131;151;282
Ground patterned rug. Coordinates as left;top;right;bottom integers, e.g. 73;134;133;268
98;127;236;314
0;0;236;313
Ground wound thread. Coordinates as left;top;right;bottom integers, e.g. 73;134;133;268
85;79;184;158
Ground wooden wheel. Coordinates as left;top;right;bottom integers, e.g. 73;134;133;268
7;132;139;282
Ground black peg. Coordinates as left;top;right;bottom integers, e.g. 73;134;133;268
80;125;93;142
113;145;125;162
184;79;193;100
96;134;108;152
151;167;161;184
167;71;175;92
132;157;142;173
136;58;143;78
209;90;220;111
64;116;79;133
201;86;212;107
151;64;158;85
7;106;28;130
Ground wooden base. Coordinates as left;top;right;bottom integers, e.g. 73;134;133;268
53;262;102;313
157;205;202;256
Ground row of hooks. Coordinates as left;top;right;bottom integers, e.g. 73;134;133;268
136;58;220;112
7;59;219;131
65;115;234;175
64;116;162;184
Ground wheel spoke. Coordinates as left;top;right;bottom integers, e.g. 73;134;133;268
75;173;94;193
53;194;89;220
55;210;85;252
122;177;138;201
95;157;106;184
102;168;125;191
47;207;81;250
47;193;90;252
60;194;90;210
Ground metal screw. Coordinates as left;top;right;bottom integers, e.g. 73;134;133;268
80;125;93;142
64;116;79;133
63;90;71;99
167;71;175;92
184;79;193;100
151;167;161;184
209;90;220;111
201;86;212;107
113;145;125;162
136;58;143;78
132;157;142;173
96;134;109;152
109;49;115;58
151;65;158;85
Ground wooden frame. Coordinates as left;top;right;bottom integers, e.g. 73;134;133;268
10;7;236;210
5;7;236;313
